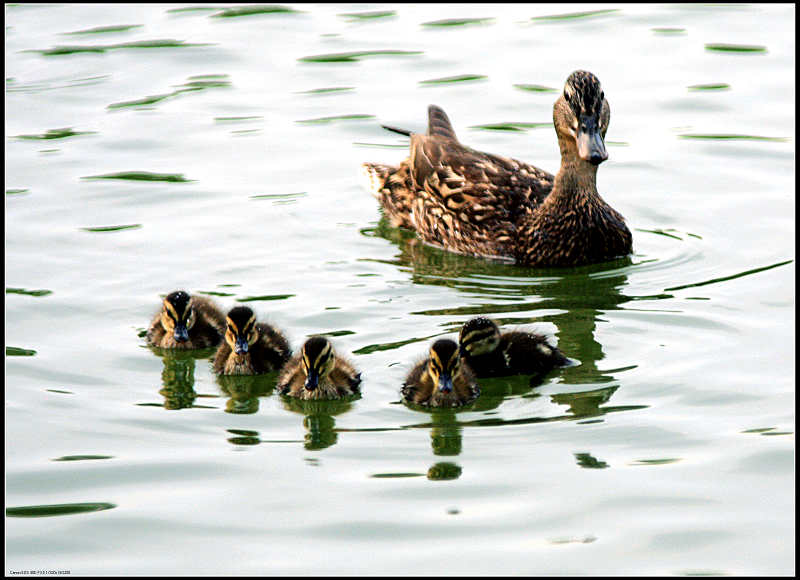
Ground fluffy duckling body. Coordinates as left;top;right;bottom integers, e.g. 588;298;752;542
402;339;480;408
146;290;225;349
459;317;568;378
277;336;362;400
362;70;632;267
213;306;291;375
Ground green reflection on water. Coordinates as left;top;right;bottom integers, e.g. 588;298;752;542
226;428;262;446
35;39;213;56
236;294;295;302
513;83;557;93
532;9;620;21
210;5;300;18
298;50;423;63
63;24;142;35
631;458;682;466
53;455;113;461
296;114;375;124
14;127;95;140
7;346;37;356
575;452;609;469
428;410;462;456
280;397;358;451
421;18;494;27
107;75;230;109
688;83;731;91
652;27;687;35
469;122;552;132
7;502;116;518
82;171;192;182
704;43;767;53
7;287;53;297
339;10;396;21
148;347;217;410
420;74;488;85
665;259;793;291
216;373;276;414
427;462;462;481
166;6;221;14
80;224;142;233
678;133;787;142
296;87;355;95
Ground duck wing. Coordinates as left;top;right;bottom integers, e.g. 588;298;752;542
407;105;554;258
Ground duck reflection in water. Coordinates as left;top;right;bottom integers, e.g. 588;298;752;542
216;374;276;414
280;398;357;451
426;409;464;480
148;347;216;410
366;218;645;421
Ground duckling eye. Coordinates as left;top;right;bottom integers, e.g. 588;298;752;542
600;91;605;101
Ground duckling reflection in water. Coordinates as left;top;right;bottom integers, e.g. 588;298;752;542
402;339;479;408
459;316;568;378
146;290;225;349
213;306;291;375
281;397;356;451
216;374;275;414
156;350;202;410
277;336;362;400
428;462;462;481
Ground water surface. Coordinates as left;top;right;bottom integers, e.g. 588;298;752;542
5;3;794;576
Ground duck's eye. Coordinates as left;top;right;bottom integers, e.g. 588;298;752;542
600;91;605;101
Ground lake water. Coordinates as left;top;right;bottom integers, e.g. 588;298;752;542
5;3;795;576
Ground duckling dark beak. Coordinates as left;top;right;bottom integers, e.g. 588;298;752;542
438;373;454;394
234;337;249;355
173;324;189;343
305;369;319;391
576;119;608;166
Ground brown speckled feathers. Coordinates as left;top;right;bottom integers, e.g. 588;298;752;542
363;71;632;267
146;292;225;350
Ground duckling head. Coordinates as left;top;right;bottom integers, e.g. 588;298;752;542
224;306;260;356
160;290;196;343
459;317;501;357
428;339;462;394
554;70;610;166
302;336;336;392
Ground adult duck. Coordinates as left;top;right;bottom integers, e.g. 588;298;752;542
362;70;632;267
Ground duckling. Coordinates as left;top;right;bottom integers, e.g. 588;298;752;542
212;306;291;375
362;70;632;267
146;290;225;349
402;338;480;408
459;316;568;378
276;336;362;400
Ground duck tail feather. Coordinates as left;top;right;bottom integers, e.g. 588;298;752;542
427;104;458;141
